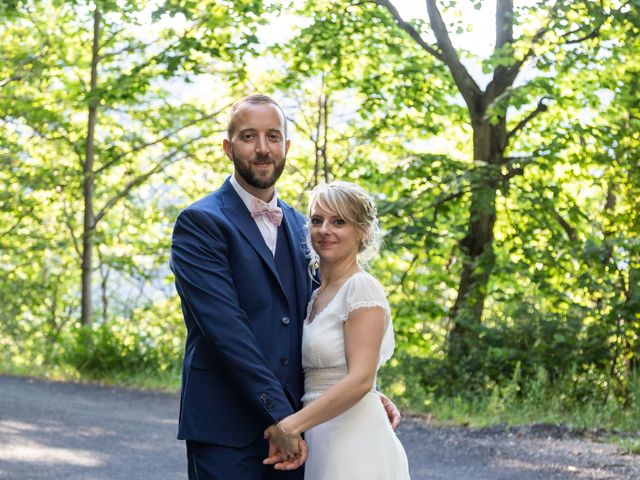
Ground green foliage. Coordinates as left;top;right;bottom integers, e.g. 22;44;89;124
281;0;640;422
0;296;184;385
0;0;267;383
418;370;640;435
62;300;184;378
1;0;638;435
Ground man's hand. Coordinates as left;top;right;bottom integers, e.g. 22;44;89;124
264;424;299;460
263;423;307;469
378;391;401;431
263;437;308;470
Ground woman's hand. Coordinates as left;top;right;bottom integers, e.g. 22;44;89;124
263;422;307;470
378;391;401;431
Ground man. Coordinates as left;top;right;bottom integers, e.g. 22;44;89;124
170;94;398;479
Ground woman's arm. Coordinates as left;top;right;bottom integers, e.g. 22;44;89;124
280;305;386;435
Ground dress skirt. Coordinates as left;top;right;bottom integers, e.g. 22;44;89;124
303;391;410;480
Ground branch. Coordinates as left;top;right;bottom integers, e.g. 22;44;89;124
430;188;468;225
502;166;523;181
322;93;330;182
93;162;167;226
93;136;200;225
371;0;444;61
94;102;231;175
98;26;162;60
547;190;591;241
485;1;562;101
0;52;42;87
61;196;82;261
0;73;24;89
287;115;313;140
0;32;51;88
562;20;603;45
534;185;580;242
495;0;514;49
99;43;141;61
553;209;577;241
388;253;419;298
98;25;126;51
601;181;616;266
424;0;482;115
501;155;536;180
506;96;551;142
24;120;80;155
0;206;34;240
490;0;515;102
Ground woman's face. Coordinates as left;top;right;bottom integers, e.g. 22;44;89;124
309;202;361;265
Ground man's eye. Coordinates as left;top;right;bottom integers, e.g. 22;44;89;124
269;134;281;141
243;134;254;140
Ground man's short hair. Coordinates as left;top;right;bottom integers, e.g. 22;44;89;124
226;94;288;139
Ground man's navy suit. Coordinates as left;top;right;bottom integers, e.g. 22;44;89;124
170;178;312;477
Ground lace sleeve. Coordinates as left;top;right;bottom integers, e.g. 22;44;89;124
337;273;390;324
337;272;395;366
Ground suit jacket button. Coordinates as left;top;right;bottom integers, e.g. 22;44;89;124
280;356;288;366
281;316;290;325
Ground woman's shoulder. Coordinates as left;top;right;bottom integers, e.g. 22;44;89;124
340;271;389;312
344;271;385;295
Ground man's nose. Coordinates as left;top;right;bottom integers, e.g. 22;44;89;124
255;135;269;154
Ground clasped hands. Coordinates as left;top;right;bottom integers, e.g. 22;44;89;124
263;422;307;470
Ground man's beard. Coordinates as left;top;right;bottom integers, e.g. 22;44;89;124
232;150;285;190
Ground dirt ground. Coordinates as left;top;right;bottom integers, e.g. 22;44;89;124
1;375;638;479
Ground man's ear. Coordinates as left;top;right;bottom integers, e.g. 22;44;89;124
223;138;233;160
285;139;291;155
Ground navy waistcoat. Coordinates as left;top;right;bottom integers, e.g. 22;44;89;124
274;221;304;408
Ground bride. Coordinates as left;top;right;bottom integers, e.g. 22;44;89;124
264;181;410;479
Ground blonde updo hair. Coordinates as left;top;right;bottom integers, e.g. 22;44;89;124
307;181;381;267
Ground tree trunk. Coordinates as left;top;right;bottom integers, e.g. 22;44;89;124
80;5;100;326
321;93;329;183
448;118;505;358
626;267;639;377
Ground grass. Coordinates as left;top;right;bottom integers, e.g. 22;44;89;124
0;360;181;393
425;392;640;433
404;373;640;453
610;436;640;455
3;350;639;453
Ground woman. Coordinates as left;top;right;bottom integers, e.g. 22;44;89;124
264;181;410;479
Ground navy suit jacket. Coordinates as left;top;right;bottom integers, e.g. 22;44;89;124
170;178;312;447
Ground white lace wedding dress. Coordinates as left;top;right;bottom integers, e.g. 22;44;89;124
301;272;410;480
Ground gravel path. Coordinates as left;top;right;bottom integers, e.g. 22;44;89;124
0;375;638;479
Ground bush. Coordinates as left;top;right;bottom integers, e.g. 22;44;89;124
62;300;184;379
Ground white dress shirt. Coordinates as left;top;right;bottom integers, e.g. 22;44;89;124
230;174;279;256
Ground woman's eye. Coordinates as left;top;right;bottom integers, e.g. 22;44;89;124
334;218;346;225
311;218;322;225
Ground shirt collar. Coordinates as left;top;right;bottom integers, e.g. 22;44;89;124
230;173;279;212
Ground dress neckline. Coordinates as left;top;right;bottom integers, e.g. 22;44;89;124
305;271;367;325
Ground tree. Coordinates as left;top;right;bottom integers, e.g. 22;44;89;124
0;0;269;329
273;0;638;394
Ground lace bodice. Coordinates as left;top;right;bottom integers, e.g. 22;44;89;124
301;271;395;403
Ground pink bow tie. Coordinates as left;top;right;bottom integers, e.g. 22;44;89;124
251;199;283;227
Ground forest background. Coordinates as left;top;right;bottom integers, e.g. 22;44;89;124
1;0;638;439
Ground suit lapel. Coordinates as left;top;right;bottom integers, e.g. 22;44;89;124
219;180;285;295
